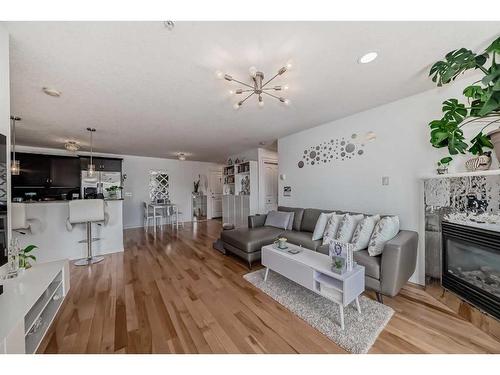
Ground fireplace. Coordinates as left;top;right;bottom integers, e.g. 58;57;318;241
442;221;500;320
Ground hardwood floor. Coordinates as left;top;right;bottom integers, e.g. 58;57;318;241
38;220;500;354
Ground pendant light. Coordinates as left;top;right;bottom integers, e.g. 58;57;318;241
10;116;21;175
84;127;98;182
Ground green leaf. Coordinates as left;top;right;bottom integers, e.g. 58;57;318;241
442;99;467;123
485;36;500;54
440;157;453;165
430;48;479;86
481;66;500;86
478;90;500;116
468;132;494;155
23;245;38;254
475;54;488;67
27;255;36;261
463;85;484;99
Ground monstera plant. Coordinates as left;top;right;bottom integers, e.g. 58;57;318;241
428;36;500;165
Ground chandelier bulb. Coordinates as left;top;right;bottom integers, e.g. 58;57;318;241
233;103;241;110
249;66;257;78
284;98;291;106
258;96;264;108
228;90;234;95
283;85;289;91
215;70;224;80
286;60;293;70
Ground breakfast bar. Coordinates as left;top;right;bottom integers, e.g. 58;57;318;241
14;200;124;263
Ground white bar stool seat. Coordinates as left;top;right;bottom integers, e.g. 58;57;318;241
66;199;108;266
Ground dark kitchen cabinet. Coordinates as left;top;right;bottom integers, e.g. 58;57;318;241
80;156;122;172
12;153;80;188
50;157;80;187
12;153;51;187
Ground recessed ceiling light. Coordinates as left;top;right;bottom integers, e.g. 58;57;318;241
42;87;61;97
163;21;175;30
64;141;80;152
259;141;267;146
358;52;378;64
177;153;186;161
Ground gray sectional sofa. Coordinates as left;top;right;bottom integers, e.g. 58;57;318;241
220;206;418;301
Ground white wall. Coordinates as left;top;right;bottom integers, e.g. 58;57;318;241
120;155;221;228
16;146;222;229
278;75;487;285
0;24;11;269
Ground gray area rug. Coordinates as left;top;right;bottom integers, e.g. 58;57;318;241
243;268;394;353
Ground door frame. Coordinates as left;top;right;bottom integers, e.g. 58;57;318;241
259;157;278;214
207;168;223;219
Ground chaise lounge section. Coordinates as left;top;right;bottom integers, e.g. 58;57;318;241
220;206;418;300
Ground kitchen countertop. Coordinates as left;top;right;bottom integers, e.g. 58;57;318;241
15;198;124;204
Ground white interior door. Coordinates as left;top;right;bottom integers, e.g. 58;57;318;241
263;161;278;213
210;170;223;218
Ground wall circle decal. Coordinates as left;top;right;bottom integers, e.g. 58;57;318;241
298;161;304;168
310;151;317;158
346;143;355;153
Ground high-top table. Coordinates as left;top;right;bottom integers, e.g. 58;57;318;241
261;243;365;330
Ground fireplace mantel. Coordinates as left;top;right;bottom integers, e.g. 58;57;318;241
422;169;500;180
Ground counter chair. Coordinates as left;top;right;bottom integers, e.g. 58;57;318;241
66;199;109;266
11;202;40;234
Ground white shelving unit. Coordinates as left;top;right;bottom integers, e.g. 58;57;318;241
222;161;258;228
0;260;70;354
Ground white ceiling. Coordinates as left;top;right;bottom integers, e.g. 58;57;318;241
5;21;500;162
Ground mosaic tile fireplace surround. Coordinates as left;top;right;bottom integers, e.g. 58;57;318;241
424;174;500;336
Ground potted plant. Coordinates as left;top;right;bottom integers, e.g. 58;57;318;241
106;185;122;199
428;36;500;166
437;156;452;174
19;244;38;270
193;177;200;194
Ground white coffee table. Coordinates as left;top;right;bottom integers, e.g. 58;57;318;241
261;243;365;330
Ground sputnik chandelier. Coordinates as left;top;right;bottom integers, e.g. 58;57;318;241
216;61;292;109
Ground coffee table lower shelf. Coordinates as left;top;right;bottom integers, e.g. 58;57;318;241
261;244;365;330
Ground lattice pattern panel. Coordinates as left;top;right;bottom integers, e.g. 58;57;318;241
0;162;6;202
149;171;169;202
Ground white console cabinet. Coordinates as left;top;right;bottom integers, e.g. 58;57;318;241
0;260;70;354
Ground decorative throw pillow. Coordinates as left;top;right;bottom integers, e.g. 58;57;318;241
335;214;365;243
322;214;343;245
312;212;335;241
351;215;381;251
264;211;292;230
368;216;400;256
286;212;295;231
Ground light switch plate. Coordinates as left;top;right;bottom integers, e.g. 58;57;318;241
124;191;133;197
382;176;390;186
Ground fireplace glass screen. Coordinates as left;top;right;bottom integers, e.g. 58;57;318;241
445;238;500;299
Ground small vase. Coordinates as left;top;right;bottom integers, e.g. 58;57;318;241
437;166;448;175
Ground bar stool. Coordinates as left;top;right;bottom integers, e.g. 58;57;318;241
66;199;108;266
12;203;40;234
